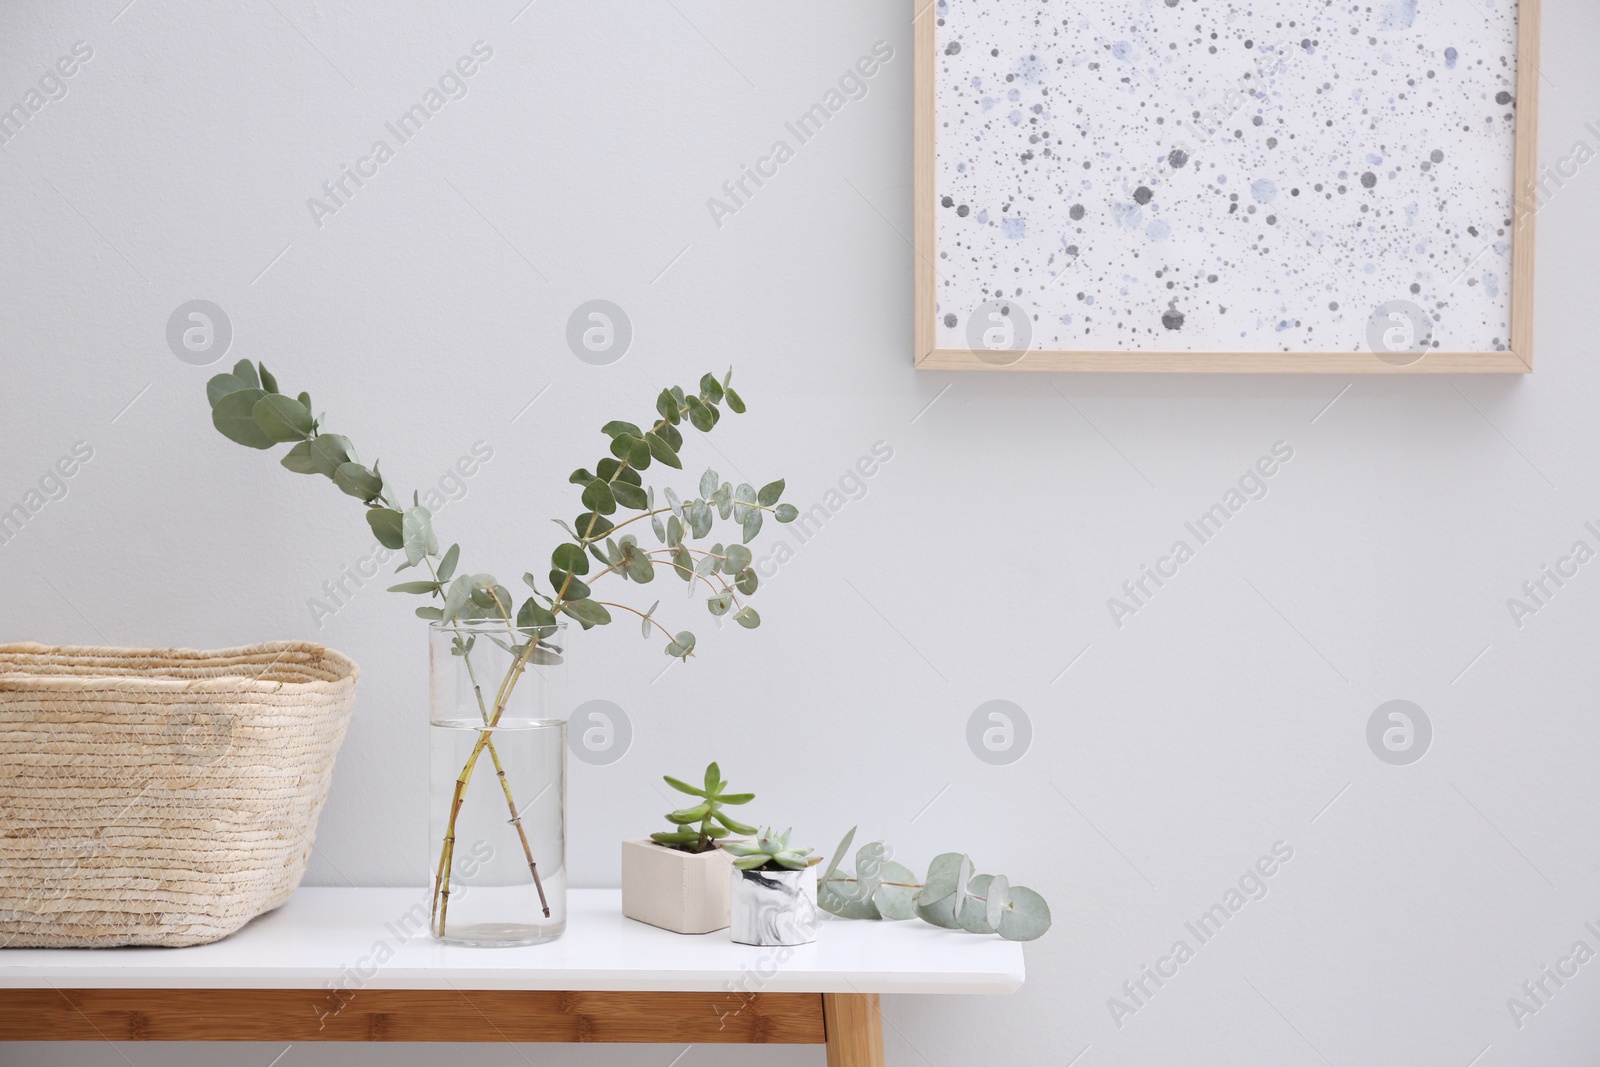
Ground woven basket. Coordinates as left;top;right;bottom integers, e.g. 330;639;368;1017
0;641;359;947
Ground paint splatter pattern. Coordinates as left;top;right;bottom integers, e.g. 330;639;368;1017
933;0;1520;353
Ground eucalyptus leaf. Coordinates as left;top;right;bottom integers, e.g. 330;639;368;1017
441;575;473;623
669;544;693;582
280;440;321;475
699;372;724;403
576;511;614;540
551;573;591;601
714;483;732;520
820;881;883;920
997;886;1052;942
918;853;969;906
601;420;643;439
645;432;681;469
212;388;273;449
583;478;617;515
821;827;857;883
667;515;683;548
232;359;259;389
915;893;962;929
872;861;921;920
957;874;998;934
252;393;314;442
656;388;680;423
722;545;752;573
699;469;719;499
853;843;889;898
206;372;250;408
388;580;442;595
437;543;460;582
517;599;558;631
625;551;655;583
732;606;760;629
366;508;404;550
402;507;439;567
758;479;785;506
258;364;279;394
774;503;799;523
664;631;696;658
735;567;758;595
725;386;746;414
613;481;648;510
651;511;667;543
985;874;1010;932
298;435;352;477
561;598;612;628
741;507;763;543
688;398;713;431
707;590;733;616
415;606;444;621
333;462;383;501
552;543;590;576
689;499;712;539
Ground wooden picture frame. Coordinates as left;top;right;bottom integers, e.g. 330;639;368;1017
913;0;1540;373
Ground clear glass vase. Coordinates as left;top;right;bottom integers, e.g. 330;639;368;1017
428;619;567;946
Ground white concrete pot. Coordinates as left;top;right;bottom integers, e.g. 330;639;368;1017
620;838;732;934
730;864;818;946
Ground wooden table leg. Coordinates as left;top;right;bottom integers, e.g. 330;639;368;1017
822;992;885;1067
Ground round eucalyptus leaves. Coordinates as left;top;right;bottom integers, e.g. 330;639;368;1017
817;827;1052;941
203;361;795;661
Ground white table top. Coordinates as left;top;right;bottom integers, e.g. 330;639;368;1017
1;888;1024;995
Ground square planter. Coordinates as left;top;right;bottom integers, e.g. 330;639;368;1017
730;864;818;946
620;838;732;934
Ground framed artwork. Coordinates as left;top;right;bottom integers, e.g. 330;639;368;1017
913;0;1540;372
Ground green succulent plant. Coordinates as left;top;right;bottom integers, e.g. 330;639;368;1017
201;361;796;939
817;828;1052;941
650;762;757;854
723;827;819;871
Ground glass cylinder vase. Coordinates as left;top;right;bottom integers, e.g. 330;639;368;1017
428;619;567;946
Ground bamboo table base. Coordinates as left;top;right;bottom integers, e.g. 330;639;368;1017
0;989;885;1066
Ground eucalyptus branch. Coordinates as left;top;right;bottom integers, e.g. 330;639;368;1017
201;360;795;937
815;828;1053;942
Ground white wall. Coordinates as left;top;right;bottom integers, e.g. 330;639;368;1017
5;1;1600;1064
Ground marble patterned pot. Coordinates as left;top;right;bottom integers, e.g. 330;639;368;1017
729;864;818;946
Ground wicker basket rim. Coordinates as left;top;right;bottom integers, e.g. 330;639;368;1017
0;641;360;695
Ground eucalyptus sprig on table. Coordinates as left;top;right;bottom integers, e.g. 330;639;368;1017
817;828;1052;941
201;360;797;938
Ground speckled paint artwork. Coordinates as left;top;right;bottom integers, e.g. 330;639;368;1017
932;0;1523;354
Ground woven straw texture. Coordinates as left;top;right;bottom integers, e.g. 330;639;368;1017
0;641;359;947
